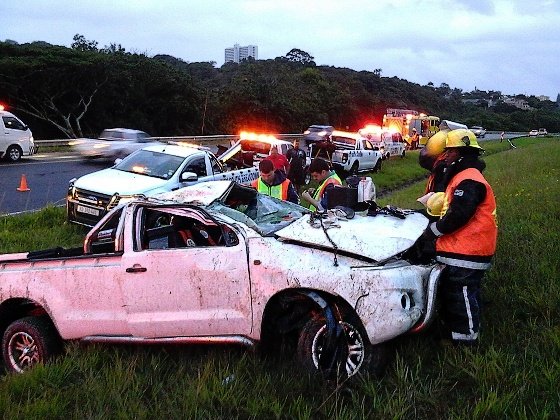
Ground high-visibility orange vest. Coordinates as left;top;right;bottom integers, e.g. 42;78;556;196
251;177;290;200
310;172;342;211
436;168;497;269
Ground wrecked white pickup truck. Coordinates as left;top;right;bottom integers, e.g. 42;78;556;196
1;181;443;378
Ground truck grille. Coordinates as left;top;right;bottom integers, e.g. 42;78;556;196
74;189;118;210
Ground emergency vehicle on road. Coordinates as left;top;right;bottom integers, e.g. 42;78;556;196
382;108;441;148
359;124;406;159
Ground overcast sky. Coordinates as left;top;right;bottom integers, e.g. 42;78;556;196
2;0;558;99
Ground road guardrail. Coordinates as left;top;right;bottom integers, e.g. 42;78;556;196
34;134;304;148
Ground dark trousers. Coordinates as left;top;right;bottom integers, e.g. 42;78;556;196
439;265;485;342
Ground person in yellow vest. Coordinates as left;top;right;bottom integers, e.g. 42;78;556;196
251;159;299;204
300;158;342;211
420;129;497;346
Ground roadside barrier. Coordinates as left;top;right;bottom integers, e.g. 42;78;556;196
34;133;304;148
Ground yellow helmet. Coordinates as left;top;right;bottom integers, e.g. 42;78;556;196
425;130;449;157
445;129;483;150
426;192;445;217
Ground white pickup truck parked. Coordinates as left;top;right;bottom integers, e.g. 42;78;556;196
326;131;383;175
67;144;259;226
0;181;443;378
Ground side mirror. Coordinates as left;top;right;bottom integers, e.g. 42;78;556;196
180;171;198;182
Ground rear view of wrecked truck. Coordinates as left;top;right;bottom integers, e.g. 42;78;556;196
0;181;442;379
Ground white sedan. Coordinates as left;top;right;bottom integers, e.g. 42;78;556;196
70;128;159;161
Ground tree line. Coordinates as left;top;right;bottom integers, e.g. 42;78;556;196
1;36;559;139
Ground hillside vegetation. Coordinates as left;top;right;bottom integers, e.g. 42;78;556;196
1;39;559;141
0;137;558;418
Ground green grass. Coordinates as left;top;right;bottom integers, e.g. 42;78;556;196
1;137;559;418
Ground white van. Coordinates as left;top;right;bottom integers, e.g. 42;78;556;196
0;108;37;162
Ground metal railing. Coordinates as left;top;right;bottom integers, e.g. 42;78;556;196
35;133;304;148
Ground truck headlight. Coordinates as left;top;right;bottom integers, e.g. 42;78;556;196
68;179;77;198
342;154;348;163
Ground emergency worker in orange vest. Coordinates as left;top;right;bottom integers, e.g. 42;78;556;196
420;129;497;346
409;128;420;149
301;158;342;211
251;159;299;204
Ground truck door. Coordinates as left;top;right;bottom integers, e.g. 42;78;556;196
362;139;377;169
120;207;253;338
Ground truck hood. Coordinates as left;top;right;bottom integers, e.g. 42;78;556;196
155;180;234;205
74;169;169;195
275;212;429;262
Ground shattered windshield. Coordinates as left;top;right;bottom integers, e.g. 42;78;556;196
208;184;309;236
114;150;185;179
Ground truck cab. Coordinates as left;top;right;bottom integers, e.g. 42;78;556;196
0;106;37;162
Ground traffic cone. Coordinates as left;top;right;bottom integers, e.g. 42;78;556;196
16;174;30;192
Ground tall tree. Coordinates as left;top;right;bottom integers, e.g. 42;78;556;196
284;49;316;66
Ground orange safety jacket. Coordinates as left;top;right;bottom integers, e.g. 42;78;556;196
310;172;342;211
251;177;290;200
435;168;497;269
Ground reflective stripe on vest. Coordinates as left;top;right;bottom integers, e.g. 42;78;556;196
252;177;290;200
310;172;342;211
436;168;497;268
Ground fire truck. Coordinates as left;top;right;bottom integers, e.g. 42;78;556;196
382;108;440;148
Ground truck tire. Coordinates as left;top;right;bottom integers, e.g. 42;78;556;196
2;316;62;373
296;315;389;380
373;159;382;173
401;150;406;158
5;145;23;162
350;161;359;175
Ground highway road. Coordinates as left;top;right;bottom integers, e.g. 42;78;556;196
0;153;110;215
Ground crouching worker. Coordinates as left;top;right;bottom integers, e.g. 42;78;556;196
419;129;497;346
251;158;299;204
300;158;342;211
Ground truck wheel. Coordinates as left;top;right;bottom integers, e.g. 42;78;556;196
350;162;359;175
2;316;62;373
297;316;388;379
5;145;23;162
304;170;311;186
401;150;406;158
373;159;382;173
